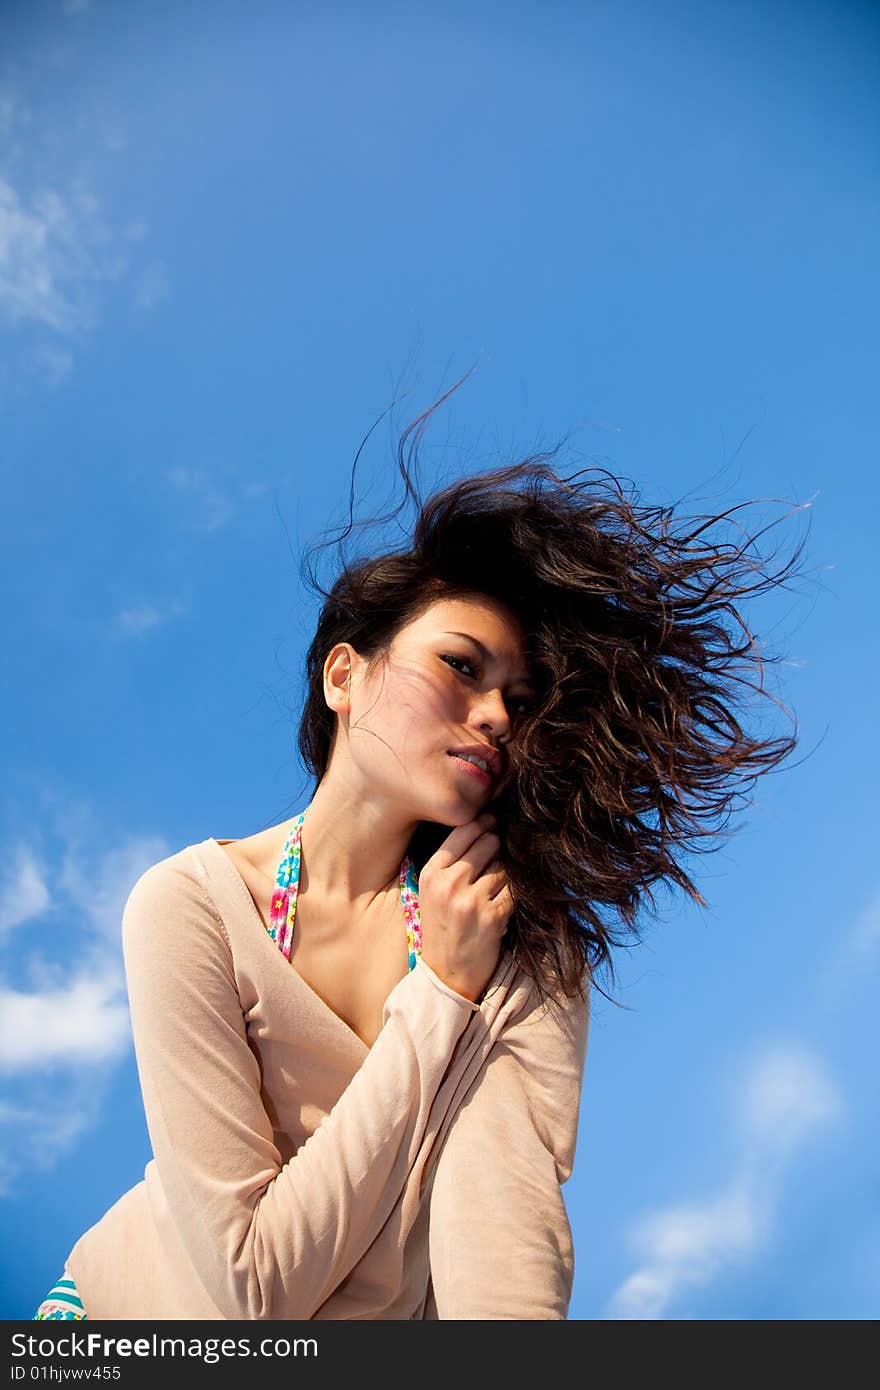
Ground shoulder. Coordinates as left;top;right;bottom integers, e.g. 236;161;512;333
125;840;213;906
122;841;229;960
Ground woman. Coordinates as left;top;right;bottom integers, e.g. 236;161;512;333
33;385;805;1320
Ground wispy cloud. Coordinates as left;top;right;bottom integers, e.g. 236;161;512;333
807;881;880;1016
0;845;50;936
0;1081;107;1198
0;82;164;383
166;466;235;532
114;602;163;636
57;832;170;942
133;260;169;311
0;826;169;1068
164;467;271;533
113;597;188;638
0;822;171;1192
839;882;880;971
0;970;130;1072
603;1043;843;1319
0;176;126;335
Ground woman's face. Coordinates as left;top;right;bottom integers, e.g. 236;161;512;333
326;593;537;826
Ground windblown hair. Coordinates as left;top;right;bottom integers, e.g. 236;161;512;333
295;373;812;1009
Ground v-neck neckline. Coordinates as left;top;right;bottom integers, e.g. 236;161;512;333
203;835;406;1057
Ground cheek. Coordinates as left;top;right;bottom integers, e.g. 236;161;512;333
354;664;444;744
390;661;461;713
387;668;466;749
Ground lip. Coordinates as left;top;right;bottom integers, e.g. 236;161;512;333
448;753;494;786
447;744;501;784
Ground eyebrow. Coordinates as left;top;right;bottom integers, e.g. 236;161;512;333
443;631;535;688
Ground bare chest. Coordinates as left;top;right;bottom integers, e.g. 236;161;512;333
219;838;410;1050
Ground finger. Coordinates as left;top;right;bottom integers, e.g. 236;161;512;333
429;815;497;870
477;858;506;890
483;869;512;902
457;832;502;882
486;873;512;904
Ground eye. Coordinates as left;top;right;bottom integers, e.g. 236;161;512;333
443;655;535;716
441;653;478;678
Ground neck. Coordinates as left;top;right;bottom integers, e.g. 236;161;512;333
295;768;421;909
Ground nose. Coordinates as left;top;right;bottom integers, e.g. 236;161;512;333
471;687;512;743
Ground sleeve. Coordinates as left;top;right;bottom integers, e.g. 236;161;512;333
121;859;479;1321
425;968;590;1319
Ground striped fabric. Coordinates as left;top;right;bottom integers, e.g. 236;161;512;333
33;1271;87;1320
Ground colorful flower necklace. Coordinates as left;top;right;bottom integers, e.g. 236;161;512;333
268;806;422;971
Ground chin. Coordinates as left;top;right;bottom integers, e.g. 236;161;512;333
409;771;494;827
414;793;478;828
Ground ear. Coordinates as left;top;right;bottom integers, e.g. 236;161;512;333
323;643;356;716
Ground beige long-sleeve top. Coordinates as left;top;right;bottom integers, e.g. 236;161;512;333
65;836;591;1320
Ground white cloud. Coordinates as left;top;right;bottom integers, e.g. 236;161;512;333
115;601;163;636
0;846;50;935
0;969;130;1072
0;1081;108;1197
0;823;172;1190
0;89;160;384
0;828;170;1072
0;176;127;335
57;833;169;942
113;597;188;638
603;1043;843;1319
61;0;91;14
606;1183;758;1320
736;1045;841;1158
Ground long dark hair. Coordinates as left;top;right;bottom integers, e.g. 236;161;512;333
294;372;814;1009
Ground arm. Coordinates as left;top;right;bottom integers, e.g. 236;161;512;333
426;969;590;1319
122;858;478;1321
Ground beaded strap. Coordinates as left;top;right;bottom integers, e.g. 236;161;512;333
268;808;422;970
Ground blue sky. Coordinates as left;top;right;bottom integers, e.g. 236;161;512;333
1;0;878;1321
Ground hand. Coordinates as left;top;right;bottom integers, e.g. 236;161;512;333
417;812;513;1003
